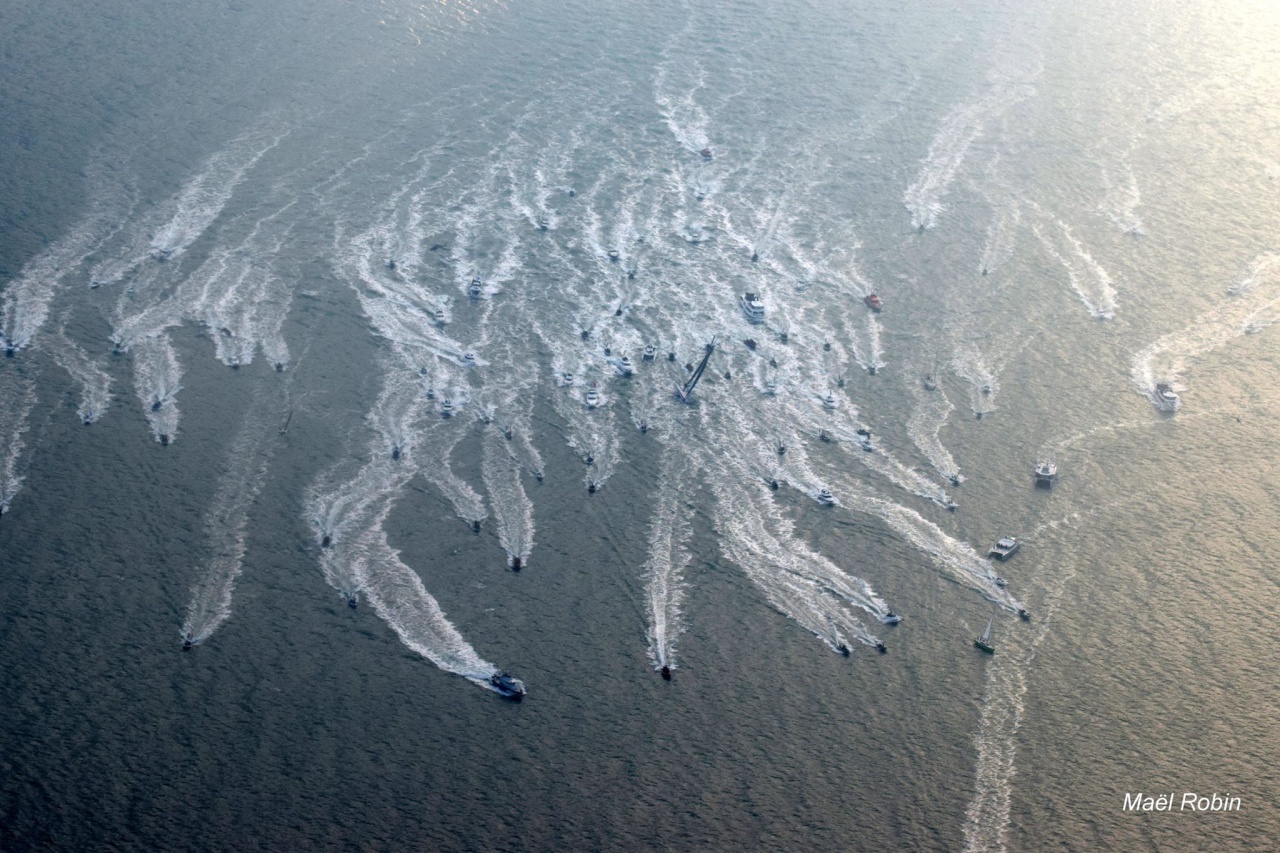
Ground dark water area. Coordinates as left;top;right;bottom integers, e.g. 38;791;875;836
4;0;1280;849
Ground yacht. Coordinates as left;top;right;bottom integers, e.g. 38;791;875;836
856;428;873;452
490;671;526;699
1034;460;1058;488
642;344;656;361
585;384;600;409
433;307;447;325
462;351;477;366
974;617;995;654
822;392;839;410
817;487;836;505
988;537;1020;560
538;218;549;231
740;292;766;323
764;380;777;395
440;398;454;418
864;293;883;312
468;279;482;298
617;356;634;376
1154;382;1180;412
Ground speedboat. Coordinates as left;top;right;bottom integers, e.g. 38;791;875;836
440;399;454;418
642;344;656;361
864;293;883;312
974;617;995;654
817;487;836;505
468;279;483;298
876;642;887;654
880;612;902;625
988;537;1020;560
617;356;634;376
585;385;600;408
511;556;522;571
661;665;671;680
1034;460;1058;488
822;392;838;410
856;428;873;452
490;671;526;699
1154;382;1180;412
837;643;850;656
347;594;358;609
740;292;765;323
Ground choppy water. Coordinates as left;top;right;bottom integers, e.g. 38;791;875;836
3;0;1280;849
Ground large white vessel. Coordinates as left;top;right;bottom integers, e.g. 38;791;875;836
740;292;765;323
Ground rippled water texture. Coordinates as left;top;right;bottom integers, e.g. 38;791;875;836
2;0;1279;849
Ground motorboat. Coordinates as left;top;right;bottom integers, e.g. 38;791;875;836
740;292;766;323
818;429;830;442
823;341;832;352
974;617;995;654
949;474;963;486
642;344;656;361
462;351;477;366
880;612;902;625
988;537;1020;560
744;338;757;350
538;218;549;231
1019;608;1030;621
639;419;648;433
700;147;714;159
440;398;454;418
817;487;836;505
391;446;401;461
838;643;850;657
433;307;447;325
1034;460;1058;488
751;250;759;262
876;642;887;654
856;428;873;452
182;634;194;651
661;665;671;680
993;576;1008;588
982;383;993;395
321;534;332;548
468;279;483;298
588;481;598;494
923;373;937;391
347;593;358;609
511;556;522;571
617;356;634;376
864;293;883;312
561;372;573;385
472;519;482;533
386;258;396;270
1154;382;1180;412
764;380;777;395
608;249;620;262
822;392;838;410
490;671;526;699
425;387;436;400
585;384;600;408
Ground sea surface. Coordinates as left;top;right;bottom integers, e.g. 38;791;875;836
2;0;1279;849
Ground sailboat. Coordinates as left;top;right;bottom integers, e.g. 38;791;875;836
974;616;995;654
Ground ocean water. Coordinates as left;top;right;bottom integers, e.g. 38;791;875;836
2;0;1279;849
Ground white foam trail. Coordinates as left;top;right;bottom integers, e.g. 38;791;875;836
643;454;692;671
48;329;113;424
1131;261;1280;406
132;335;183;443
148;125;289;261
180;395;277;645
1;168;131;353
347;501;503;689
0;373;36;515
1031;218;1117;319
1227;252;1280;297
904;77;1034;231
481;427;534;568
978;200;1020;277
1098;159;1145;236
907;389;963;484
